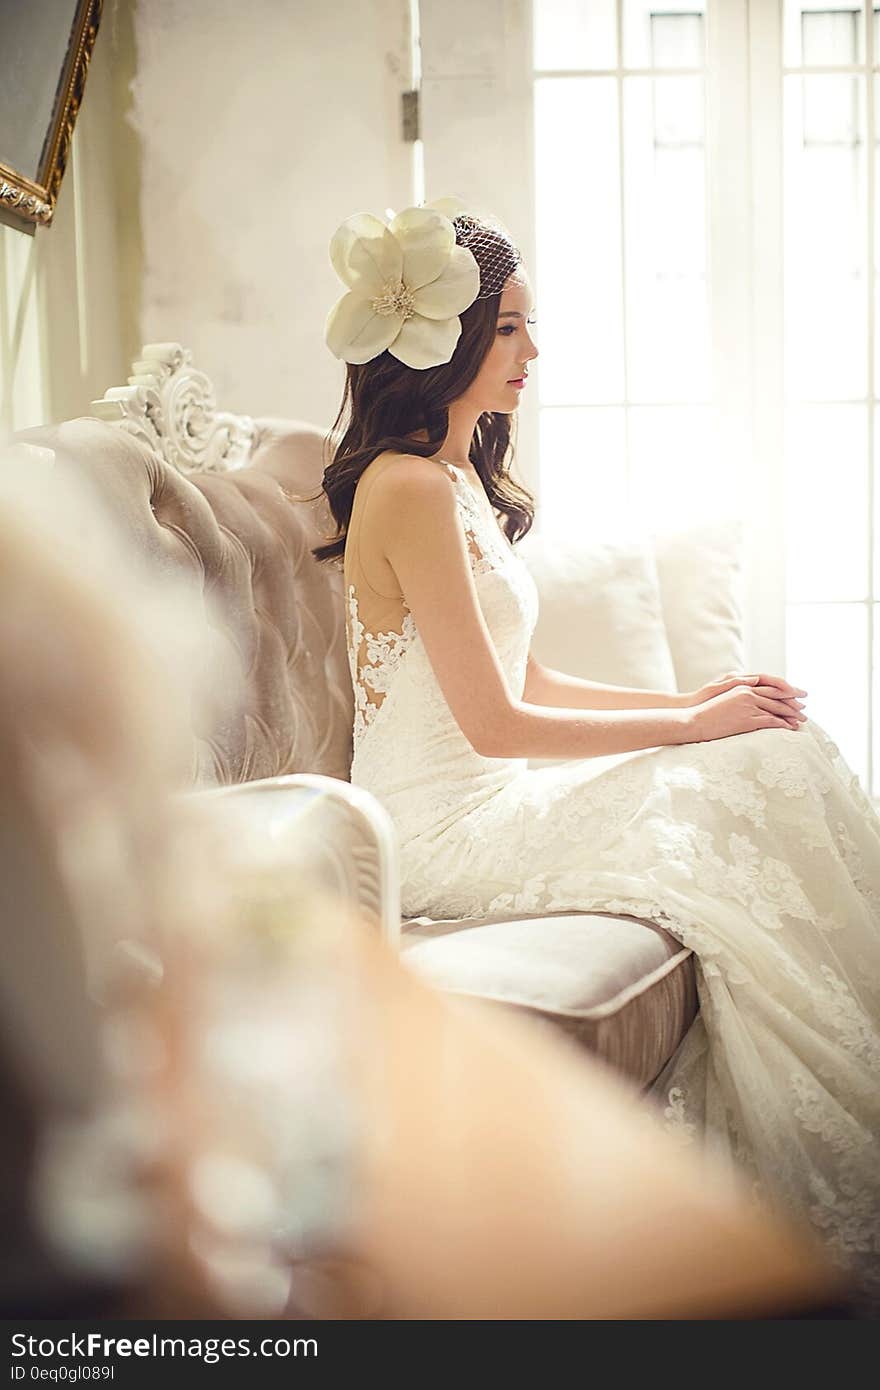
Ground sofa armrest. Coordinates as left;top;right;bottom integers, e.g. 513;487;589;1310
186;774;401;951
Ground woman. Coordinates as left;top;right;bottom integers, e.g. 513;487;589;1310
315;198;880;1308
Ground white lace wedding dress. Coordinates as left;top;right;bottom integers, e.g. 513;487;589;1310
345;459;880;1309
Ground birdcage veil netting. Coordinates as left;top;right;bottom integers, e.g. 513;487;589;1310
451;212;525;300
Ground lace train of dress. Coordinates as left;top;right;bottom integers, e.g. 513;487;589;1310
345;463;880;1309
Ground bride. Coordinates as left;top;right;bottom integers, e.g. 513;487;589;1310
314;197;880;1309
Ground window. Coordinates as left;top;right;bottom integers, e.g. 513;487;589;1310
533;2;717;541
532;0;880;799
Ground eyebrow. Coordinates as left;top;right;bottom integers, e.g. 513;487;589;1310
498;309;535;318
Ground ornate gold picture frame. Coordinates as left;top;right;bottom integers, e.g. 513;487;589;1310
0;0;104;234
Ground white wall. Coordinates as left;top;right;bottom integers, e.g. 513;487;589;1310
419;0;539;491
130;0;415;431
6;0;532;446
0;0;138;431
0;216;46;431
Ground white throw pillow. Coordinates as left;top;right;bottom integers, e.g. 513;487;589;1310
518;530;678;694
517;531;677;770
652;518;746;694
516;521;746;769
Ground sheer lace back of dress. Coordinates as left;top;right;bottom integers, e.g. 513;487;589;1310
346;583;416;748
343;457;509;751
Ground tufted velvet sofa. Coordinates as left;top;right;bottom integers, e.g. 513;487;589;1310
13;344;697;1090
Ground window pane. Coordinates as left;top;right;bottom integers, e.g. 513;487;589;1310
538;407;627;540
533;0;616;71
784;404;868;600
623;76;709;402
628;405;728;529
784;74;867;401
786;602;869;790
623;1;706;69
535;78;624;405
784;1;864;68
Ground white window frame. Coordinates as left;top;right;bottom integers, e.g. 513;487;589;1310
707;0;785;677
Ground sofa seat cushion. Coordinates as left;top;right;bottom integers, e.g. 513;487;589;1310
401;911;698;1089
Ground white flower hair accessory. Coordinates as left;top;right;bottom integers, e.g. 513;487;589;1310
324;198;481;370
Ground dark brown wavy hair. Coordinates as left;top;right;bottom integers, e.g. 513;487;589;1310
301;217;536;567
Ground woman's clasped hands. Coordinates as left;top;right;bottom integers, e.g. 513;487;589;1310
681;672;809;744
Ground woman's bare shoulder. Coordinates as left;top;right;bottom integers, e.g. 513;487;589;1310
350;453;457;590
363;453;458;517
368;450;456;487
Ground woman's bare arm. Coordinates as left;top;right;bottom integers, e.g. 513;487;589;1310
376;462;692;760
522;652;689;711
377;462;800;761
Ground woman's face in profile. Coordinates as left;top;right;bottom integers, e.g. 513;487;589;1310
464;272;539;415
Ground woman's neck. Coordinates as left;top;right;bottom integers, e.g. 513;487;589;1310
408;399;481;470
